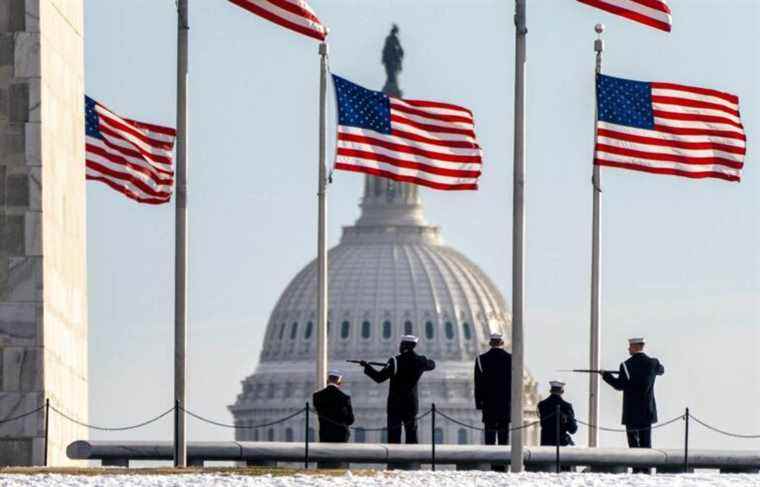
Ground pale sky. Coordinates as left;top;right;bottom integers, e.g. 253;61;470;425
83;0;758;452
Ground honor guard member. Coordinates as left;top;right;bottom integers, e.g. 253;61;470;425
538;381;577;446
362;335;436;444
474;332;512;447
602;337;665;449
312;370;355;443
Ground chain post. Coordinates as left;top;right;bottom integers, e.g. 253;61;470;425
431;403;436;471
555;404;561;473
304;402;310;469
684;407;690;473
44;398;50;467
173;399;180;467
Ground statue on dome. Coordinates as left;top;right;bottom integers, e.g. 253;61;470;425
382;24;404;97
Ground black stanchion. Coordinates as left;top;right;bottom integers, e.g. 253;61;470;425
173;399;180;467
431;403;437;471
684;407;690;473
44;398;50;467
555;405;560;473
304;402;310;469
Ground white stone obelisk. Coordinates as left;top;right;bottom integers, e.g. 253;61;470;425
588;23;604;448
174;0;189;468
316;42;329;392
510;0;527;473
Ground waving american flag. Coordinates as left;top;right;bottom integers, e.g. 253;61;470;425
228;0;327;41
594;74;746;182
85;96;176;204
577;0;672;32
332;75;482;191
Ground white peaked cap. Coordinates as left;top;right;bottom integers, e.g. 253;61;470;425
549;381;566;389
327;369;343;378
489;332;504;340
401;335;419;343
628;337;645;345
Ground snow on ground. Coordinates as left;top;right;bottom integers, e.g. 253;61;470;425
1;471;760;487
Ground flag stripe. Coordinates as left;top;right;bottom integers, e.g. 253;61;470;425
87;141;174;183
228;0;326;41
391;115;476;139
86;96;176;204
597;127;746;155
86;175;171;204
336;139;482;172
334;161;478;190
596;160;740;182
336;150;481;178
577;0;671;32
338;132;482;163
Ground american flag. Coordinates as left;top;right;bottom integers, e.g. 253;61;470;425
85;96;176;204
228;0;327;41
332;75;482;191
594;74;746;182
577;0;672;32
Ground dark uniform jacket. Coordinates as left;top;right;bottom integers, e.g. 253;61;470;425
474;347;512;423
312;385;355;442
602;352;665;426
364;349;436;417
538;394;577;446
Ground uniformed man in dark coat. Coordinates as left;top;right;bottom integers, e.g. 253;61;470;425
312;370;355;443
538;381;577;446
362;335;436;444
602;337;665;449
474;332;512;446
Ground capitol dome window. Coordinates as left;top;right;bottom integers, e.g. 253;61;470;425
382;320;392;339
278;322;286;340
354;428;366;443
304;321;313;339
458;428;468;445
252;429;259;441
340;321;351;339
285;427;294;442
308;428;315;441
445;321;455;340
404;321;413;335
462;322;472;340
361;321;371;339
267;428;274;441
425;321;435;339
434;428;444;443
290;322;298;340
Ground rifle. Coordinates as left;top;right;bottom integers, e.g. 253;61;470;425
347;359;388;367
558;369;620;375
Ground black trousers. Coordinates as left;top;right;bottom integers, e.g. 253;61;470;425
387;412;418;444
626;424;652;448
484;420;510;445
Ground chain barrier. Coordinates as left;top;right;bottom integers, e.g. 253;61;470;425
435;408;545;433
180;405;304;430
5;402;757;441
574;414;685;433
0;404;45;425
49;404;174;432
690;415;760;439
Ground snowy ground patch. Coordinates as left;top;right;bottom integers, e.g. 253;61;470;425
1;471;760;487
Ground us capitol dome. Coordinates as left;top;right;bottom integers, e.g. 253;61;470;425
229;26;540;447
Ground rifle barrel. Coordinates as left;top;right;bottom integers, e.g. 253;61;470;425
346;360;387;367
558;369;620;375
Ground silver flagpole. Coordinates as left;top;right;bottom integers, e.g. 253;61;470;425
510;0;527;473
316;42;329;393
174;0;189;468
588;23;604;448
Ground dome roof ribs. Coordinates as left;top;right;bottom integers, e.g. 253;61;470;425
400;245;421;336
